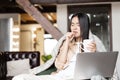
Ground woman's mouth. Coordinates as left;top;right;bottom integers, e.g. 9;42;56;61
73;31;78;34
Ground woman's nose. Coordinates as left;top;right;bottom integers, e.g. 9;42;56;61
73;26;77;30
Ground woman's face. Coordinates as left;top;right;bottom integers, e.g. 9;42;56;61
70;16;81;38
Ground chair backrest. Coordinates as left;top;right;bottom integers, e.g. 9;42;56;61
5;51;40;68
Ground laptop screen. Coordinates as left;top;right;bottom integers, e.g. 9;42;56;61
74;51;118;80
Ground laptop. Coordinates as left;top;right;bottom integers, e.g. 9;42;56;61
74;51;118;80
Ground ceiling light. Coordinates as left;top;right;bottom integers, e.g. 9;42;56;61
46;14;53;21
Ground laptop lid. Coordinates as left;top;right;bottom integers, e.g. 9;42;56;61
74;51;118;80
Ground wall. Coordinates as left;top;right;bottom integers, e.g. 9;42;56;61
0;18;13;51
112;2;120;77
0;13;20;24
57;4;67;34
20;24;44;64
0;13;20;51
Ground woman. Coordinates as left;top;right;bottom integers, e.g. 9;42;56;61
50;12;97;79
13;13;113;80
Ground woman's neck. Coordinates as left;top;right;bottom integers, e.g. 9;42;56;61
75;37;82;42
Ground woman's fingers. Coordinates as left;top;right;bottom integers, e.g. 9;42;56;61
66;32;74;41
86;42;96;52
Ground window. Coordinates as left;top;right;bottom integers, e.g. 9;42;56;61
68;4;112;51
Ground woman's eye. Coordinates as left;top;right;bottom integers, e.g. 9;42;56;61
71;24;74;27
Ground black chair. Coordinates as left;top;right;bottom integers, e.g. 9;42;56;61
0;51;40;80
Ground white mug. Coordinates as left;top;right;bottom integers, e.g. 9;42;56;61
83;39;93;52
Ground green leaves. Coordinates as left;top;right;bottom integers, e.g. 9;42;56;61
41;54;52;62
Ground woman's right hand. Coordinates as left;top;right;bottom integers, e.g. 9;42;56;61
66;32;75;43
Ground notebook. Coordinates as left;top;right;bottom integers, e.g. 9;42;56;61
74;51;118;80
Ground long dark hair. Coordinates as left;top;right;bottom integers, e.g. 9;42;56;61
69;13;90;40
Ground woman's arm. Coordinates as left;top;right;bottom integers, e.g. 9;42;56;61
55;32;74;70
55;40;69;70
